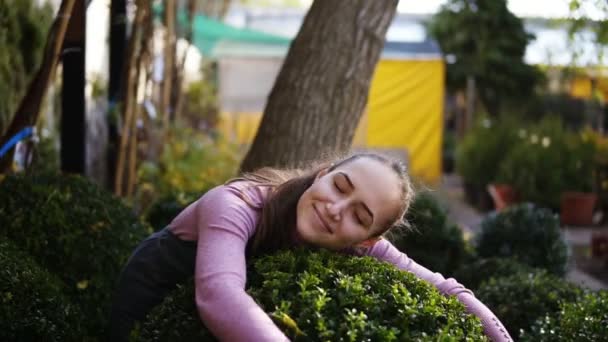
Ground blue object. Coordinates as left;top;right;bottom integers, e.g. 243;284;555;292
0;126;34;158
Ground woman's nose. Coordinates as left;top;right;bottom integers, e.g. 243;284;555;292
326;202;344;221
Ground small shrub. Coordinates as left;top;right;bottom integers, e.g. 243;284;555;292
453;257;538;291
522;290;608;342
476;204;568;276
455;117;519;191
0;172;150;337
476;270;582;339
389;192;471;276
145;191;204;231
0;237;83;341
136;249;488;341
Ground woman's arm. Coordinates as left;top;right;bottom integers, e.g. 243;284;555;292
193;186;289;341
365;239;513;342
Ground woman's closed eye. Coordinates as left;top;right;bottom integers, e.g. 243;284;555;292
333;181;345;194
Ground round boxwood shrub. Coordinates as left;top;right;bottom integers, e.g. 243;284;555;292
135;249;488;341
476;204;568;276
0;172;150;337
388;192;471;276
453;257;538;291
522;290;608;342
145;191;203;231
0;237;83;341
476;270;582;339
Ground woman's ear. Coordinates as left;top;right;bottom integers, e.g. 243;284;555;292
315;167;329;181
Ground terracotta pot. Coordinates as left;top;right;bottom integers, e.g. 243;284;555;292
560;192;597;226
591;232;608;258
487;183;518;211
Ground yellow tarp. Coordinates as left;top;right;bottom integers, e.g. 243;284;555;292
362;59;444;184
219;59;445;184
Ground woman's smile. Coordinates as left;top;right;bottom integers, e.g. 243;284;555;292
313;204;333;234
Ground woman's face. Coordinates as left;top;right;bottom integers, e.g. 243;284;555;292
296;158;403;250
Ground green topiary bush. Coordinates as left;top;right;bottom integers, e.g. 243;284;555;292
0;172;150;338
521;290;608;342
145;191;203;231
476;204;568;276
453;257;538;291
476;270;582;339
388;192;471;276
135;249;489;341
0;237;83;341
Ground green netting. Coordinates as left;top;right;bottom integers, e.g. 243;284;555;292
154;5;291;57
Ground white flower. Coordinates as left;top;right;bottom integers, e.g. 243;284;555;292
530;134;539;144
518;129;527;138
541;137;551;147
482;119;492;128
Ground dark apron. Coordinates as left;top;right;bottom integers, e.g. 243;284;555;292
109;227;197;341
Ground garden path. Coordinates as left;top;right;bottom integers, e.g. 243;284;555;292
433;174;608;291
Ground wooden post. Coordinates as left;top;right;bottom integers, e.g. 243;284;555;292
61;0;86;174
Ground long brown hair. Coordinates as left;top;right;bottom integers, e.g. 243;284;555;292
231;153;414;255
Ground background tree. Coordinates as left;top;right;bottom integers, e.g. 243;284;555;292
240;0;398;172
428;0;542;116
0;0;53;137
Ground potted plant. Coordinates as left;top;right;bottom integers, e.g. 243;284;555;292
559;132;597;226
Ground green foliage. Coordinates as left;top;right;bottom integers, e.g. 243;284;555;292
455;116;519;188
428;0;542;115
497;117;595;208
522;290;608;342
137;124;240;210
476;271;582;339
476;204;568;276
453;257;538;291
0;172;150;337
145;191;205;231
137;249;488;341
0;0;53;135
0;237;83;341
388;192;471;276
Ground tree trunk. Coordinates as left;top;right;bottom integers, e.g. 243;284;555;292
239;0;398;173
172;0;197;122
0;0;76;172
107;0;127;189
160;0;176;133
114;0;147;196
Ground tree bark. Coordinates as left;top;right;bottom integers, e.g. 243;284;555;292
160;0;176;133
0;0;76;172
239;0;398;173
114;0;147;196
107;0;127;189
172;0;197;122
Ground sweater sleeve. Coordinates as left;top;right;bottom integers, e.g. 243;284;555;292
365;239;513;342
193;186;289;341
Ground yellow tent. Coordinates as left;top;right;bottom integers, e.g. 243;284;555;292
217;41;445;184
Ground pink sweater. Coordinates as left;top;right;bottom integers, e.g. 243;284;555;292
169;181;513;342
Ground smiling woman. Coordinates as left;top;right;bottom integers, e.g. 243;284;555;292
110;152;513;342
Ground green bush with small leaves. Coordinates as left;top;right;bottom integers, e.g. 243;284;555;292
521;290;608;342
0;172;150;337
476;270;582;339
0;237;83;341
389;192;471;276
476;204;568;276
145;191;207;231
136;249;488;341
453;257;538;291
